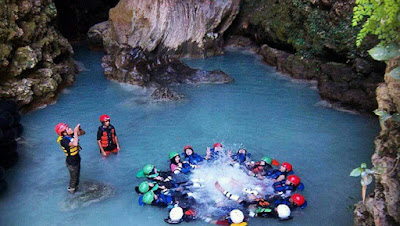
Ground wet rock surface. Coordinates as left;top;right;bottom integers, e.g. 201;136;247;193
101;45;234;98
354;58;400;225
259;44;383;113
0;0;77;111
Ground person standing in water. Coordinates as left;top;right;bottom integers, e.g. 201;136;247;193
97;115;120;156
55;122;85;193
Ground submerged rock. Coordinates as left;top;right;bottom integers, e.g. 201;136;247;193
150;87;184;101
61;181;115;211
92;0;240;57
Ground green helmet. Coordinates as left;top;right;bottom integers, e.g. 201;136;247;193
261;156;272;165
143;164;155;175
143;191;154;204
139;181;150;193
169;151;180;160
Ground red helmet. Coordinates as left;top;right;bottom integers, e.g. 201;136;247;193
291;194;305;206
282;162;293;172
213;143;223;148
183;145;193;151
287;175;300;186
99;114;110;122
55;123;68;136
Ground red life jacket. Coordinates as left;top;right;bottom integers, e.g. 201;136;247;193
100;126;116;148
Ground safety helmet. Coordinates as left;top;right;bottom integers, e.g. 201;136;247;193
282;162;293;172
291;194;305;206
55;123;68;136
183;145;193;151
213;143;223;148
230;209;244;224
139;181;150;193
142;191;154;204
276;204;291;219
99;114;110;122
169;152;180;160
261;156;272;165
287;175;301;186
169;206;184;221
143;164;155;175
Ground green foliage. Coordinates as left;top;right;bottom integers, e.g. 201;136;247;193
350;163;374;186
368;43;400;61
353;0;400;47
374;109;400;123
242;0;361;59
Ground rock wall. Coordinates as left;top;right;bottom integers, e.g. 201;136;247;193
354;57;400;225
95;0;240;57
226;0;385;112
0;0;77;111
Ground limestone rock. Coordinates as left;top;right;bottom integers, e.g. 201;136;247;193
94;0;240;57
0;0;77;111
101;45;234;88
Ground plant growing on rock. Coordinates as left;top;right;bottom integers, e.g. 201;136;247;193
352;0;400;47
350;163;374;204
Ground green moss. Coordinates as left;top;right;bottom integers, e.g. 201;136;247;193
241;0;366;59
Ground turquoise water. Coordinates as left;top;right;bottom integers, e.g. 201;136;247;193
0;45;379;225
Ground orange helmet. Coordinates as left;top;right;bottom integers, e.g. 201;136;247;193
55;123;68;136
99;114;110;122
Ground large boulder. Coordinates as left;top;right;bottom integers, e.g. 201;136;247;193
102;45;234;88
90;0;240;57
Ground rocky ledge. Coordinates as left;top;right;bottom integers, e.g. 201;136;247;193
259;44;384;113
0;0;77;112
101;45;234;100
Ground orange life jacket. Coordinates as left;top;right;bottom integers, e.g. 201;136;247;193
100;126;116;148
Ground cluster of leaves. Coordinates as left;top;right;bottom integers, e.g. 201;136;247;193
350;163;374;186
374;109;400;123
352;0;400;47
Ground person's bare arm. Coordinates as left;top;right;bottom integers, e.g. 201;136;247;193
97;140;107;156
69;124;80;147
115;136;120;151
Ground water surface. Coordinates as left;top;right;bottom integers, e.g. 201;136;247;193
0;45;379;225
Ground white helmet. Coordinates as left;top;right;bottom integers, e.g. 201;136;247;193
230;209;244;224
277;204;291;219
169;207;184;221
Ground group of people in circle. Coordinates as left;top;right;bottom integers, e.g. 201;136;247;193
135;143;307;225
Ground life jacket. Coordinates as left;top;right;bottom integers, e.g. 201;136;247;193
99;126;116;148
57;136;81;156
